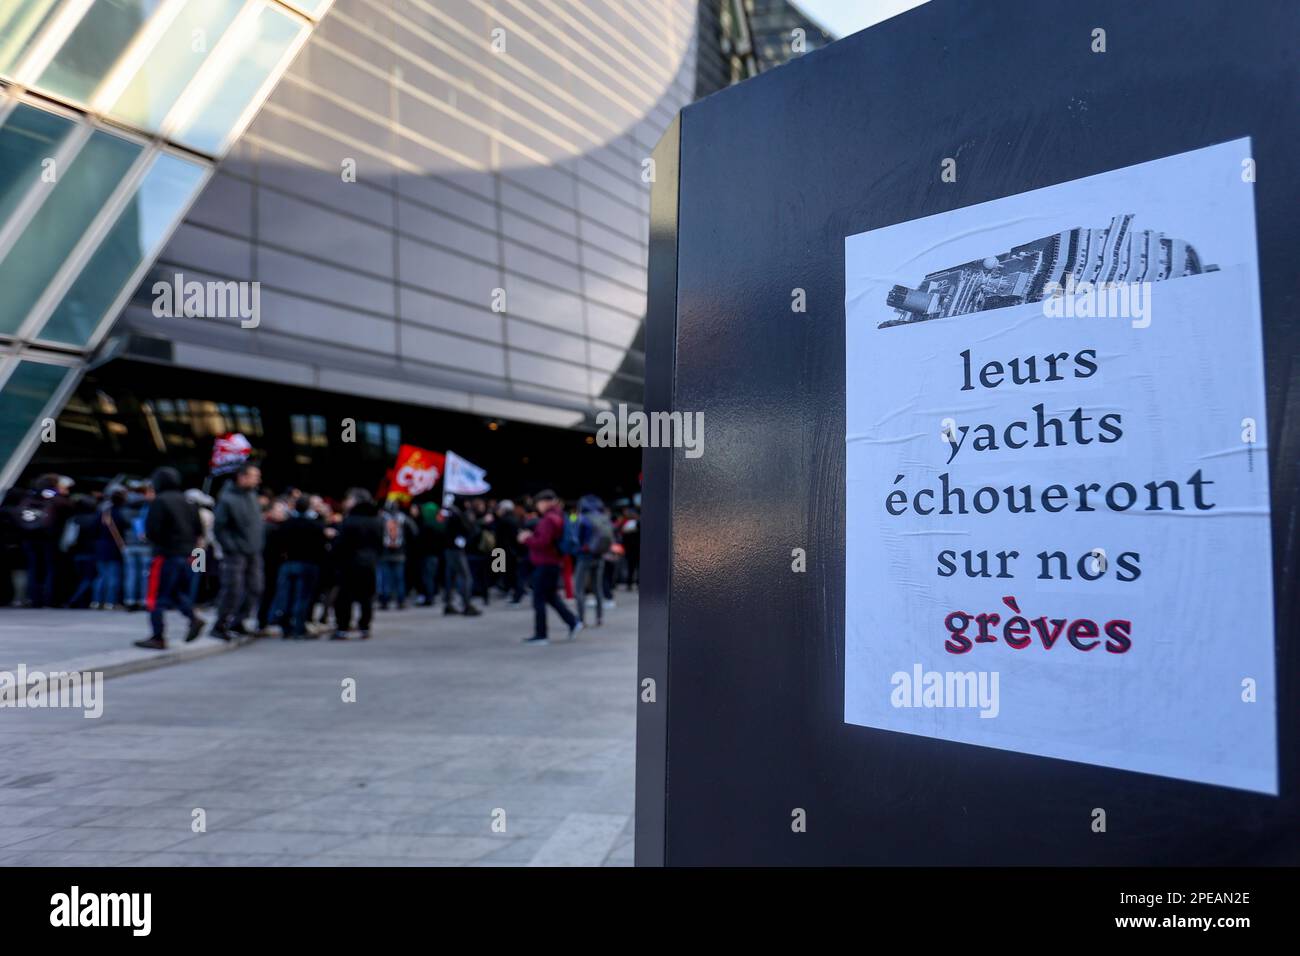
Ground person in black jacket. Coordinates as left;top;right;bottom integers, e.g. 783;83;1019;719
274;496;327;638
134;466;206;649
331;488;382;640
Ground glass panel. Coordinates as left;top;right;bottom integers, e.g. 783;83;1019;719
107;0;244;132
0;128;141;335
36;0;166;104
0;103;77;229
280;0;331;18
39;150;206;345
0;359;69;468
0;0;64;77
172;2;303;154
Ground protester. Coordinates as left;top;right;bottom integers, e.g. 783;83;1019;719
13;474;73;608
618;506;640;591
494;500;523;604
273;496;327;639
120;480;153;611
92;487;128;609
133;466;205;649
211;463;265;640
377;499;415;610
184;488;217;606
518;490;580;645
331;488;382;640
573;494;613;627
441;496;480;616
413;500;444;606
61;496;101;608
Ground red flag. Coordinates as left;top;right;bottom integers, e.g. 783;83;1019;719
386;445;445;503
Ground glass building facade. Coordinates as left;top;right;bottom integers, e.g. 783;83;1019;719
3;0;825;493
0;0;332;488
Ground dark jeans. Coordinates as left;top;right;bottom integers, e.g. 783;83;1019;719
443;549;472;610
573;555;603;625
335;566;375;632
511;554;530;601
533;563;577;638
68;554;98;607
95;558;123;606
378;554;405;606
123;544;150;605
21;538;56;607
276;561;320;636
216;552;264;631
148;555;196;638
420;554;440;602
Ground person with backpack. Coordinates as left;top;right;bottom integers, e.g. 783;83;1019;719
119;480;154;611
133;466;206;649
518;490;581;645
572;494;613;627
377;499;415;610
13;474;73;608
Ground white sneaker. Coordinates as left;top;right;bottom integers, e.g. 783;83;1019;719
566;621;584;641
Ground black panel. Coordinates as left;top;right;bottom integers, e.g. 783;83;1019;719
643;0;1300;865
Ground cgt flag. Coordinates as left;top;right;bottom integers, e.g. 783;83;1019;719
444;449;491;495
387;445;445;503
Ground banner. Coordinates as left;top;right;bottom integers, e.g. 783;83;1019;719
843;138;1276;793
444;450;490;496
209;433;252;476
386;444;445;503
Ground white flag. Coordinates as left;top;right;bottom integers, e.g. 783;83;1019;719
444;449;491;495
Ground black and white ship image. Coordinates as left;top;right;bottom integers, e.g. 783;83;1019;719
879;214;1218;327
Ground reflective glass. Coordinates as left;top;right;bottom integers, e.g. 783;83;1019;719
173;2;303;155
39;151;206;346
0;103;77;229
36;0;166;104
108;0;245;132
280;0;332;17
0;359;69;468
0;0;64;77
0;129;142;335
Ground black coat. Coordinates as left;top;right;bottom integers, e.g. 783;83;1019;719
333;503;383;570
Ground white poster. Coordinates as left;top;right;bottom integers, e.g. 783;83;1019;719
844;138;1276;794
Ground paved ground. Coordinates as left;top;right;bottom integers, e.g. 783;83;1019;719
0;593;638;866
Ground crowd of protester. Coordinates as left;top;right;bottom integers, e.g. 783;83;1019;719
0;466;642;649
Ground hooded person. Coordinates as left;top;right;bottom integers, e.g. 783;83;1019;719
133;466;206;649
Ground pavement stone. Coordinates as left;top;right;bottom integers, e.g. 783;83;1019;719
0;592;639;865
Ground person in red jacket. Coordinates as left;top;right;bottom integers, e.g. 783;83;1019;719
517;490;580;645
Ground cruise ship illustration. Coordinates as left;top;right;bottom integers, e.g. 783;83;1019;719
879;214;1218;327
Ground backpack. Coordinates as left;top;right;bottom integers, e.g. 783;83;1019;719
13;493;56;534
558;513;581;557
383;513;405;550
585;513;614;555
